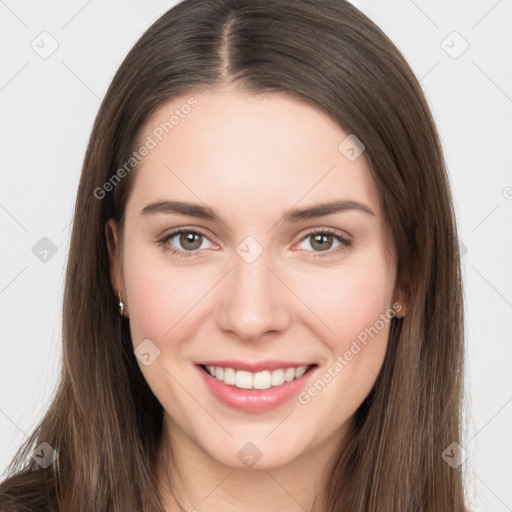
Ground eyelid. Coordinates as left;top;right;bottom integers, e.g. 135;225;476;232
298;226;353;243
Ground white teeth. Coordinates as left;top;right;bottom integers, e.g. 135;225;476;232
205;365;310;390
253;370;272;390
236;370;253;389
271;369;285;386
295;366;307;378
284;368;295;382
223;367;236;385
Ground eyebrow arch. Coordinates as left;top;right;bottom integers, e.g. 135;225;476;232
140;199;375;222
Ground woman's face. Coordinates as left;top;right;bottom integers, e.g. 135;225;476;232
107;87;406;470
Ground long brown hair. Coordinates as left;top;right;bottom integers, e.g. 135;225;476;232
0;0;467;510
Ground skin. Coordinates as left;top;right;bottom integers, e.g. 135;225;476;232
106;87;408;512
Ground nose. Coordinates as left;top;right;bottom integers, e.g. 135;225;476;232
216;248;291;341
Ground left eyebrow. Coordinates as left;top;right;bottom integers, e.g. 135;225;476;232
282;199;375;222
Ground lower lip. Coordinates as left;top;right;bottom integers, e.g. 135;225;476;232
196;364;317;412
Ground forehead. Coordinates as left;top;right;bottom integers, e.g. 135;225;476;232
126;88;380;221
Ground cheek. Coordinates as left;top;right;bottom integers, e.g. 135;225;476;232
298;256;395;345
121;244;209;410
294;257;395;424
296;255;394;386
123;253;207;345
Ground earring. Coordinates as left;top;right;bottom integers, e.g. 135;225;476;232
118;292;126;316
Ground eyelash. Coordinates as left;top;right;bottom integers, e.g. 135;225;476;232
157;227;352;259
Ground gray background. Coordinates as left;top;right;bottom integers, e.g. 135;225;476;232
1;1;511;510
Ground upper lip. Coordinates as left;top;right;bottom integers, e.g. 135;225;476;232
196;360;316;372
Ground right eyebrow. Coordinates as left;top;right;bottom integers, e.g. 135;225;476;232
140;200;220;220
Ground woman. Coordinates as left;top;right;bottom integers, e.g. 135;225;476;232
0;0;467;510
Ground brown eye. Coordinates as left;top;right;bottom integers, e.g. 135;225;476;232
178;231;203;250
310;233;335;252
298;229;352;257
158;228;214;257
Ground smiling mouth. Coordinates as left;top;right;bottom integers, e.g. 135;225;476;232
198;363;317;390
